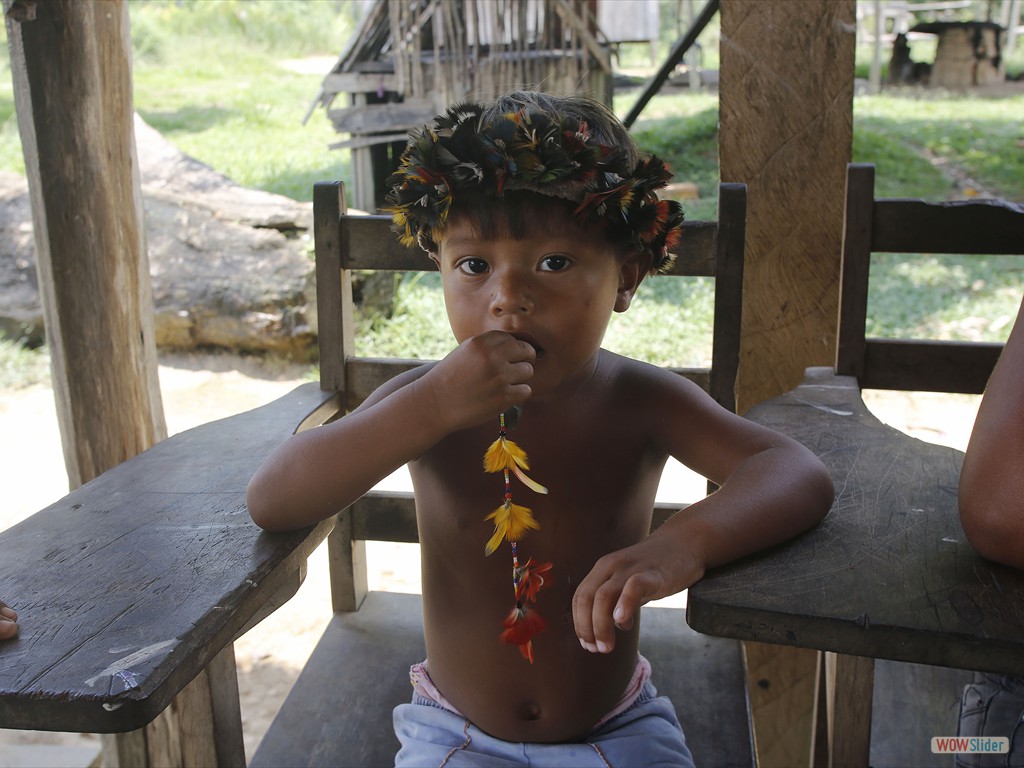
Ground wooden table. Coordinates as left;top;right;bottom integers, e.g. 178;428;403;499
0;383;337;766
687;367;1024;765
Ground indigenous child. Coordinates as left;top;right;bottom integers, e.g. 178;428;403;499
956;293;1024;766
247;91;835;766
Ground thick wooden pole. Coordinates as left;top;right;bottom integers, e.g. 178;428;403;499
720;0;856;414
719;3;856;766
4;0;166;489
2;3;230;765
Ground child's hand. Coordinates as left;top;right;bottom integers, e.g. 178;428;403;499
0;600;18;640
572;536;705;654
420;331;535;432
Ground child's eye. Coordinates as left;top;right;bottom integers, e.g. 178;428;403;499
457;258;489;275
539;255;570;272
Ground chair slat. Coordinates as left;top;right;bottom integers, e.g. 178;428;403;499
872;198;1024;255
339;214;723;276
836;163;1021;391
861;339;1004;394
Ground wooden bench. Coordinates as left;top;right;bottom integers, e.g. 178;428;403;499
691;162;1024;767
249;180;757;768
0;383;339;766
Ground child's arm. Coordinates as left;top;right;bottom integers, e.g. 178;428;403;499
0;600;17;640
573;374;834;653
247;331;536;532
958;294;1024;569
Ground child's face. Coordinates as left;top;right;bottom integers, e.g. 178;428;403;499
433;212;642;399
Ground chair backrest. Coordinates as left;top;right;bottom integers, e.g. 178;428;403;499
313;180;747;610
836;162;1024;394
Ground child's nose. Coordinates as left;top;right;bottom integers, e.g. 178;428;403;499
490;271;533;316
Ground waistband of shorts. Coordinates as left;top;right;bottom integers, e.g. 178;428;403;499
593;654;653;727
408;654;653;725
410;661;465;716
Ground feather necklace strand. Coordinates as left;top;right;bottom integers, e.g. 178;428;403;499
482;409;552;663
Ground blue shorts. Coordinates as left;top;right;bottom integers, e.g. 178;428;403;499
956;673;1024;768
393;679;695;768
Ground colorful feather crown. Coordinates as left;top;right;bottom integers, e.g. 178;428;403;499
385;97;685;273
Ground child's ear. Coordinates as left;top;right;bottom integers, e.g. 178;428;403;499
614;253;645;313
428;252;441;269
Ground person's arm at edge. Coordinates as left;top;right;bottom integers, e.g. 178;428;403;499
958;294;1024;569
0;600;17;640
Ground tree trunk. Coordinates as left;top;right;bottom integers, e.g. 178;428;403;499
4;0;166;488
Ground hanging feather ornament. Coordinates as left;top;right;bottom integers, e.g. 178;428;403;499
483;408;552;663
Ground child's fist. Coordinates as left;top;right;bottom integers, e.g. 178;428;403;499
422;331;535;432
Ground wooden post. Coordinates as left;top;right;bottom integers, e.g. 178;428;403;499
4;3;247;764
824;652;875;768
719;2;856;766
4;0;166;490
720;0;855;414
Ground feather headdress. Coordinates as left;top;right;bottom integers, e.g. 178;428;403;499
385;93;685;273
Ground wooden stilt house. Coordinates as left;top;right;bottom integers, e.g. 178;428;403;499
308;0;618;212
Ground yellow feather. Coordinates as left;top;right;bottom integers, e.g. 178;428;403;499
483;437;530;473
484;501;539;555
512;466;548;495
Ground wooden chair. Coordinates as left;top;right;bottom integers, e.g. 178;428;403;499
837;162;1024;394
250;180;755;767
833;161;1024;767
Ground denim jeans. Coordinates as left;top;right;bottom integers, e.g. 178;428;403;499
393;680;695;768
956;673;1024;768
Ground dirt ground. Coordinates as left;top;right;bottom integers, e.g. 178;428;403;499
0;353;982;764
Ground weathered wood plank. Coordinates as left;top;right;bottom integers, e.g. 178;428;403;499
825;652;874;768
836;162;875;382
872;198;1024;255
709;183;746;413
314;182;347;393
860;338;1003;394
339;214;722;275
327;509;368;612
0;384;337;732
321;72;399;95
688;368;1024;676
721;0;856;415
327;99;436;134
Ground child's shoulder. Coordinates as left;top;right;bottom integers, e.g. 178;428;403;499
599;348;701;385
597;349;710;405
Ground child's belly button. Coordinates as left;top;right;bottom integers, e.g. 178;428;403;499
518;701;543;721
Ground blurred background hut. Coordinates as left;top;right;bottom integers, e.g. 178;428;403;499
306;0;663;211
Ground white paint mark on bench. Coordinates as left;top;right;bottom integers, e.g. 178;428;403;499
84;640;176;687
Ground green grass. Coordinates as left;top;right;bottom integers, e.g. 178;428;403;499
127;0;357;202
132;41;350;202
854;93;1024;201
0;335;51;390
